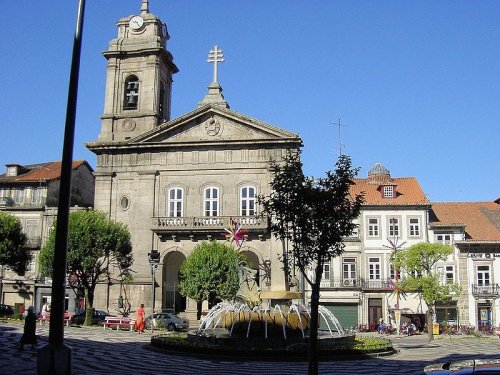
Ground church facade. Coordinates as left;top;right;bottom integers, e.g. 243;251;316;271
86;2;301;320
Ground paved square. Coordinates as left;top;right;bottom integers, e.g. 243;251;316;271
1;321;499;374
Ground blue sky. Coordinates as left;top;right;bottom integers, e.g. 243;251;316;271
1;1;498;202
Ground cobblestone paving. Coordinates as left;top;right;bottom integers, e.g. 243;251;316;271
1;321;499;374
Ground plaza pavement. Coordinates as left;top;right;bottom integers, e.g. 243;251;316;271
1;320;499;375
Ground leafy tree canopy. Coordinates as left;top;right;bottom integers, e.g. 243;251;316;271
392;242;461;340
260;151;364;286
179;241;246;308
393;242;461;305
0;211;30;275
39;210;133;319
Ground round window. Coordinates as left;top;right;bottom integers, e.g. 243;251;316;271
120;196;130;210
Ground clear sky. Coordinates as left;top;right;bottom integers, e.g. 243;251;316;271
1;1;498;202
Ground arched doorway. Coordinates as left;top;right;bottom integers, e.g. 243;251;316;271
162;250;186;313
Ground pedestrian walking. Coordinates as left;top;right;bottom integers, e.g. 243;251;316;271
134;303;145;334
41;301;50;324
19;307;37;351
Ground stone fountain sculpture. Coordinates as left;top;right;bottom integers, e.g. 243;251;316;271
198;262;346;341
235;260;261;308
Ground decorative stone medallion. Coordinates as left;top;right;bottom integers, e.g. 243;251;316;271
205;117;221;136
121;119;136;132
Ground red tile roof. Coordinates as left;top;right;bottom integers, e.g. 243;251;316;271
430;202;500;241
350;177;430;206
0;161;90;183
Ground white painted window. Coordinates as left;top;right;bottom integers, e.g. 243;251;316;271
477;265;490;286
322;263;330;280
31;188;42;205
343;258;357;281
437;265;455;284
13;189;24;204
369;257;381;280
204;187;219;217
409;218;420;237
368;218;379;237
168;188;183;217
383;185;394;198
240;186;256;216
389;218;400;237
436;234;452;245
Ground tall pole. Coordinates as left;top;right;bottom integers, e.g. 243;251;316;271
151;264;157;334
38;1;85;373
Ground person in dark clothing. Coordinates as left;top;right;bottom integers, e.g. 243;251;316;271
19;306;37;351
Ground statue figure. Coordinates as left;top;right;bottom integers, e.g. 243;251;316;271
235;260;261;308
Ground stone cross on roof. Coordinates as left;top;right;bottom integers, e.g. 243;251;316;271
207;45;224;83
141;0;149;14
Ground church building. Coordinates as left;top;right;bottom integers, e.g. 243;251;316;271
86;1;302;320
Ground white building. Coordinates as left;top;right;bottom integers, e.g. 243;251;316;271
309;163;431;330
429;201;500;329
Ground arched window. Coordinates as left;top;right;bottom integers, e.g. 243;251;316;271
240;186;256;216
167;188;183;217
123;75;139;110
204;187;219;217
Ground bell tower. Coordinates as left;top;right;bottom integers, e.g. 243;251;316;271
98;0;178;142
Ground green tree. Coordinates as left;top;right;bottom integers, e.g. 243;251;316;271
392;242;461;341
179;241;246;318
0;212;30;275
39;210;133;325
259;151;364;375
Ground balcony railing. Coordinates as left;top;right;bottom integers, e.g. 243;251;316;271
320;278;395;290
472;284;500;296
152;215;268;240
25;237;42;249
320;278;361;289
361;278;394;290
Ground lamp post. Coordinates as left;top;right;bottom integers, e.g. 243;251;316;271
148;250;160;333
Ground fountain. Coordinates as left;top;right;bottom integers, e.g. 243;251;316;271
198;300;347;340
191;262;355;353
148;260;397;359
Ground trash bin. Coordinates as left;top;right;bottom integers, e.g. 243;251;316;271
432;323;440;335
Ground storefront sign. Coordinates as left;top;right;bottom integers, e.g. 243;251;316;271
467;253;500;259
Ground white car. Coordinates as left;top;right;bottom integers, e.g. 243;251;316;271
145;312;189;331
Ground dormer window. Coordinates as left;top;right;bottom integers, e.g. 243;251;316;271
123;75;140;110
6;166;18;176
383;185;395;198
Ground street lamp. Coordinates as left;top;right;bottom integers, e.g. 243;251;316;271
148;250;160;333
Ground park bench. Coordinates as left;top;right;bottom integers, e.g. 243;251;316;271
102;316;134;331
38;312;72;327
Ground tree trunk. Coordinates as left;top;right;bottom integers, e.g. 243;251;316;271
84;289;95;326
308;280;320;375
281;239;290;291
427;309;434;341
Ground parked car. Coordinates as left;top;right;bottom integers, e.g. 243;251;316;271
71;309;113;325
145;312;189;331
424;358;500;374
0;304;14;317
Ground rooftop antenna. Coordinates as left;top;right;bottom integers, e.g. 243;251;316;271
332;118;348;157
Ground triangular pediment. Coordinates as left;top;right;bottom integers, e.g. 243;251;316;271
129;105;299;145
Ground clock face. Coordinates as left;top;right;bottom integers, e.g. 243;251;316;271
129;16;144;30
